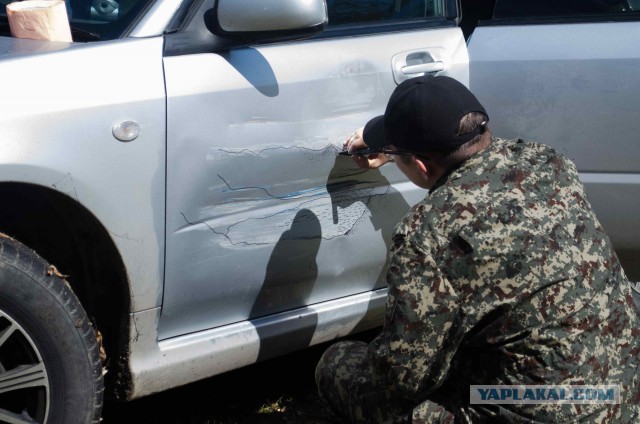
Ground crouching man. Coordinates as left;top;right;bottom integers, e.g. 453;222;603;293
316;76;639;423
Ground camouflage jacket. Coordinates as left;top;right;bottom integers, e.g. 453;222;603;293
368;138;639;422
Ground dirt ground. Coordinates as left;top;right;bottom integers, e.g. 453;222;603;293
102;331;378;423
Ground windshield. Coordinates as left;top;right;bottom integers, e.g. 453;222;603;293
0;0;155;41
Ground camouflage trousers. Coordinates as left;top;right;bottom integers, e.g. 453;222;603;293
315;340;455;424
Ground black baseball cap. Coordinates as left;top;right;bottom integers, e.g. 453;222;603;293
363;75;488;152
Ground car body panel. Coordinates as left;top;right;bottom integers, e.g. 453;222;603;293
161;26;468;339
128;287;386;398
0;36;167;310
468;21;640;279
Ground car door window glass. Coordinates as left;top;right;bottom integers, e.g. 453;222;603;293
493;0;638;19
0;0;153;40
327;0;445;26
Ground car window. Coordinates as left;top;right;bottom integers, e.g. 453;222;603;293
493;0;638;19
0;0;154;40
327;0;446;26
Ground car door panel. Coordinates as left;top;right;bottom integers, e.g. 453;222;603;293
469;21;640;280
161;26;468;339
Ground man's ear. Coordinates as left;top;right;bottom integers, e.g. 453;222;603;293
415;156;429;177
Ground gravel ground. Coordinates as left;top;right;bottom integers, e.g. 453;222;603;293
102;331;378;423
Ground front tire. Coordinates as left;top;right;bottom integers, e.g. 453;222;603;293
0;235;103;423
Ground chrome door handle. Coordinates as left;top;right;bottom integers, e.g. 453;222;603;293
401;62;444;75
392;49;444;84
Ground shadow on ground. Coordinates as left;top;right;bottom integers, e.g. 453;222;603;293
102;330;379;424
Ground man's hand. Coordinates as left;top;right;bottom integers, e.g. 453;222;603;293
343;127;391;169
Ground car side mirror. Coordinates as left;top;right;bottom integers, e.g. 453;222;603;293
206;0;327;44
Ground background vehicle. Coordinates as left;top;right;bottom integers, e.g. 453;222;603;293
0;0;637;422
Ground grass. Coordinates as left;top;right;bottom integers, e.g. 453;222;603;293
258;397;289;414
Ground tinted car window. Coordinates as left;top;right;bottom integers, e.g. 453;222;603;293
494;0;637;19
327;0;445;26
0;0;153;40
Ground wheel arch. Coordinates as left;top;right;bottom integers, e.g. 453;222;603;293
0;182;134;399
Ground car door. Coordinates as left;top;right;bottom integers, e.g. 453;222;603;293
160;0;469;341
468;0;640;281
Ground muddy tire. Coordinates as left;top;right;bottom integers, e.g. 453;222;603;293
0;235;103;423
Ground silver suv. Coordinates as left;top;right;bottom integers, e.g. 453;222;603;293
0;0;638;422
